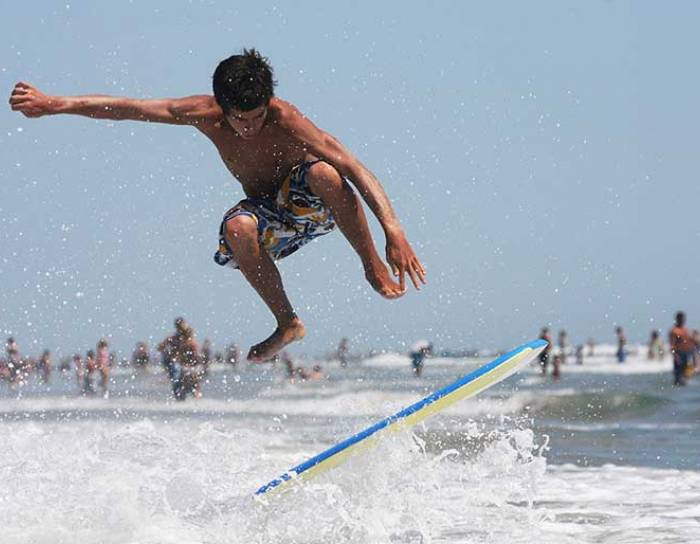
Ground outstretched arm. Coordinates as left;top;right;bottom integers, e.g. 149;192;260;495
279;103;426;290
9;81;220;125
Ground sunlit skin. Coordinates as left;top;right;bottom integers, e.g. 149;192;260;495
9;81;426;362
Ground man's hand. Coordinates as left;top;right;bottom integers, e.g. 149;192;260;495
9;82;57;118
386;230;426;291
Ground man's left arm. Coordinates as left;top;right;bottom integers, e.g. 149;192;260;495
280;105;426;290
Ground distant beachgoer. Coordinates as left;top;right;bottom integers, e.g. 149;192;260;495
96;339;111;399
72;354;84;390
132;342;150;368
586;338;596;357
176;319;203;399
409;341;432;377
158;317;202;400
225;343;240;367
0;355;7;382
538;327;553;375
200;338;212;366
199;338;213;379
282;351;323;382
6;337;19;360
648;330;665;360
669;311;694;386
5;337;26;386
575;344;584;365
552;353;561;380
58;356;72;373
157;334;178;384
337;337;350;368
307;364;324;381
615;326;627;363
37;349;52;383
162;319;185;398
213;350;224;365
282;351;297;380
83;349;97;395
558;330;569;365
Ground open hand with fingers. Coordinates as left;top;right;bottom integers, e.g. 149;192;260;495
386;231;426;292
9;82;57;118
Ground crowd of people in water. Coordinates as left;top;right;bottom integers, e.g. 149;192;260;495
1;311;697;400
0;316;332;401
537;311;699;386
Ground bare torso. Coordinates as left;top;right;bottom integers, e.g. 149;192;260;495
197;97;313;199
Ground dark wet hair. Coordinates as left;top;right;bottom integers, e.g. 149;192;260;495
213;48;275;113
676;311;686;326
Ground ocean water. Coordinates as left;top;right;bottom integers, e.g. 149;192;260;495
1;346;698;543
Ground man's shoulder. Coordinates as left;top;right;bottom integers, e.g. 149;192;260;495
268;97;327;145
269;96;298;114
269;97;306;128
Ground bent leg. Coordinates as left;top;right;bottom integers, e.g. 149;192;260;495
224;214;305;361
305;161;404;298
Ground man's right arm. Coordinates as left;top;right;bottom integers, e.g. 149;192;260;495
9;81;221;126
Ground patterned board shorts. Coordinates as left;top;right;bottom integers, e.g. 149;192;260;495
214;159;336;269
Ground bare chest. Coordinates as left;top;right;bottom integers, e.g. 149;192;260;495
207;125;308;199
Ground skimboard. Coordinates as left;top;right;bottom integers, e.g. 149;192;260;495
255;339;547;497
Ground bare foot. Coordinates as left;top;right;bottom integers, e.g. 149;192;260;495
247;317;306;362
364;260;406;299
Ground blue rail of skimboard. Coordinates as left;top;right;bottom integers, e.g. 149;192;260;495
255;338;547;496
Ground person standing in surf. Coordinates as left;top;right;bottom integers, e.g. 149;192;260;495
9;49;426;362
337;337;350;368
557;329;569;365
669;311;694;386
615;326;627;364
158;317;202;400
95;338;111;399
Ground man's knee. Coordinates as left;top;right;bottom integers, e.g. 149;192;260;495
224;214;258;249
306;161;348;196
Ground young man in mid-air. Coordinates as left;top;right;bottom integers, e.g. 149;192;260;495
9;49;426;361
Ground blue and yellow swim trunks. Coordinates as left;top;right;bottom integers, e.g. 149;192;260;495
214;159;336;268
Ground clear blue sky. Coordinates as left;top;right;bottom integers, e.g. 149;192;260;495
1;1;699;357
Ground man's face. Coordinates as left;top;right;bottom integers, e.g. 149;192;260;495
225;104;268;139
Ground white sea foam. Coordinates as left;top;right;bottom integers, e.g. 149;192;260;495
3;413;694;543
0;417;549;544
